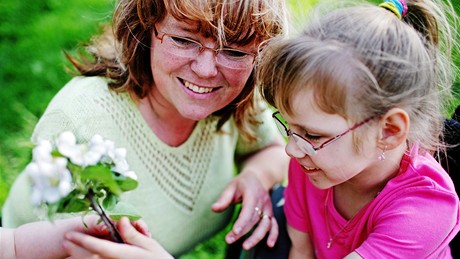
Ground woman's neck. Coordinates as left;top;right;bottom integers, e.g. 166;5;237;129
138;94;197;147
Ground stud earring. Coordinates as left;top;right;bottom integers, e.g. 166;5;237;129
378;145;387;161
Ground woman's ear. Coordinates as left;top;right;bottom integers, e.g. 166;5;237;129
377;108;409;150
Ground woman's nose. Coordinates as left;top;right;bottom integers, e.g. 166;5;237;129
190;49;219;78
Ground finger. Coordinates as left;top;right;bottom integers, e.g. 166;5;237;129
242;214;273;250
225;205;261;244
266;216;279;248
63;232;115;258
72;215;109;236
118;217;155;249
62;239;91;259
211;182;237;212
130;219;151;237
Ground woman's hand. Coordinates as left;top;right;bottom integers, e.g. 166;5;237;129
211;171;279;250
63;217;173;259
212;137;288;250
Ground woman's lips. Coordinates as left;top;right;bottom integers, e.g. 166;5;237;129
184;80;215;94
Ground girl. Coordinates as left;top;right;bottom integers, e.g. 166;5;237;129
2;0;289;257
257;0;460;258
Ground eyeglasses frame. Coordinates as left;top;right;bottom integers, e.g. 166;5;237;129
272;111;375;156
153;26;257;67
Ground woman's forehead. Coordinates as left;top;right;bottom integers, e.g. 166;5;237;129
163;0;269;45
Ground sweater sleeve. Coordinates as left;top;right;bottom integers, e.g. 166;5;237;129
1;77;107;227
235;104;278;156
2;111;79;227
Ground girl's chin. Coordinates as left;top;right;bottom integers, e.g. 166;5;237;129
307;175;333;190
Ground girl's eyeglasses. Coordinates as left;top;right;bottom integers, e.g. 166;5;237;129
154;26;256;70
272;111;375;156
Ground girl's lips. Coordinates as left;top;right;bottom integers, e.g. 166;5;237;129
301;164;321;173
182;79;216;94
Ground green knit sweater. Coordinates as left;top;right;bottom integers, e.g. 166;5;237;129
2;76;278;256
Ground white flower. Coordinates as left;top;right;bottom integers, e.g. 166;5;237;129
56;131;105;167
105;146;137;180
122;170;138;180
27;157;73;206
27;131;138;218
32;140;53;163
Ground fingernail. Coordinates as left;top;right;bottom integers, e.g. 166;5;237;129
227;236;235;243
244;242;253;250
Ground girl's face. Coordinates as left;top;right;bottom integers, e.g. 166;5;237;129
282;89;379;189
149;14;257;121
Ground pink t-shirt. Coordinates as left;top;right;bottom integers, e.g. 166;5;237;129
284;146;460;258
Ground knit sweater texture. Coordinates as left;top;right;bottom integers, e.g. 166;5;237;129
2;76;278;256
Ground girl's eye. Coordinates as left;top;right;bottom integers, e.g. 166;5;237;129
304;133;322;142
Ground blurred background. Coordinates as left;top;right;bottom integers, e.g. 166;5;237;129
0;0;458;258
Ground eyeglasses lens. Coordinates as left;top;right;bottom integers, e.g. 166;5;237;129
161;35;254;69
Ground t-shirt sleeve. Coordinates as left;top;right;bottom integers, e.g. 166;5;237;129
356;187;460;258
284;159;311;233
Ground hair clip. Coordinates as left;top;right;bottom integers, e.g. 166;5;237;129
379;0;408;19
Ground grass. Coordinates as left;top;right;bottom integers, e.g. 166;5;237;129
0;0;459;258
0;0;115;210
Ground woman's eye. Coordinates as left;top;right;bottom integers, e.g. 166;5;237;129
170;36;198;47
221;49;250;58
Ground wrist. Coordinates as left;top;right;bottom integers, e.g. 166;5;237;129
0;228;16;259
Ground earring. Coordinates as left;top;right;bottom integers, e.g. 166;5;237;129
378;145;387;161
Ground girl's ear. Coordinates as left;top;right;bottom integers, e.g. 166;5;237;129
377;108;409;150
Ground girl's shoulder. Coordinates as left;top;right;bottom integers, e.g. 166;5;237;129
396;145;456;194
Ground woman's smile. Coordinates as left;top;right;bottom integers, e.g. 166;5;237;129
183;80;216;94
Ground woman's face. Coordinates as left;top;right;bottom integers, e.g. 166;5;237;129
149;14;257;121
282;89;379;190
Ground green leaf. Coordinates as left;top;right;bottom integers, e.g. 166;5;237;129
108;213;142;221
60;197;90;213
80;166;122;195
102;194;119;211
115;175;138;192
107;202;142;221
47;202;60;220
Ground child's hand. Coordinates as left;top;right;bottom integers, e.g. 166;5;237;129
63;217;172;259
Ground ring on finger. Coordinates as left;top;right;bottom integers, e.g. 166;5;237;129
254;207;263;219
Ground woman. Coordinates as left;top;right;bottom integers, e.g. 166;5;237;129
1;0;289;257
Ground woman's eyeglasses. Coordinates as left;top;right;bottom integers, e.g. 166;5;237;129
154;27;256;70
272;111;375;156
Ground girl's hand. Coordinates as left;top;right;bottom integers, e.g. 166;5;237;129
63;217;173;259
211;172;278;250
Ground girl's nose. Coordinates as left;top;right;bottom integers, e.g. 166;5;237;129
285;137;306;159
190;49;219;78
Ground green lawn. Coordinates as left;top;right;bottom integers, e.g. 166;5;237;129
0;0;458;258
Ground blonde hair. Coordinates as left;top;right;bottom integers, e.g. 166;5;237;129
67;0;288;142
258;0;458;153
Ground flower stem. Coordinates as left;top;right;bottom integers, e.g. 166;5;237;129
87;189;124;243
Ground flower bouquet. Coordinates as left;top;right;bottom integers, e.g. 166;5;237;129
25;131;140;243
